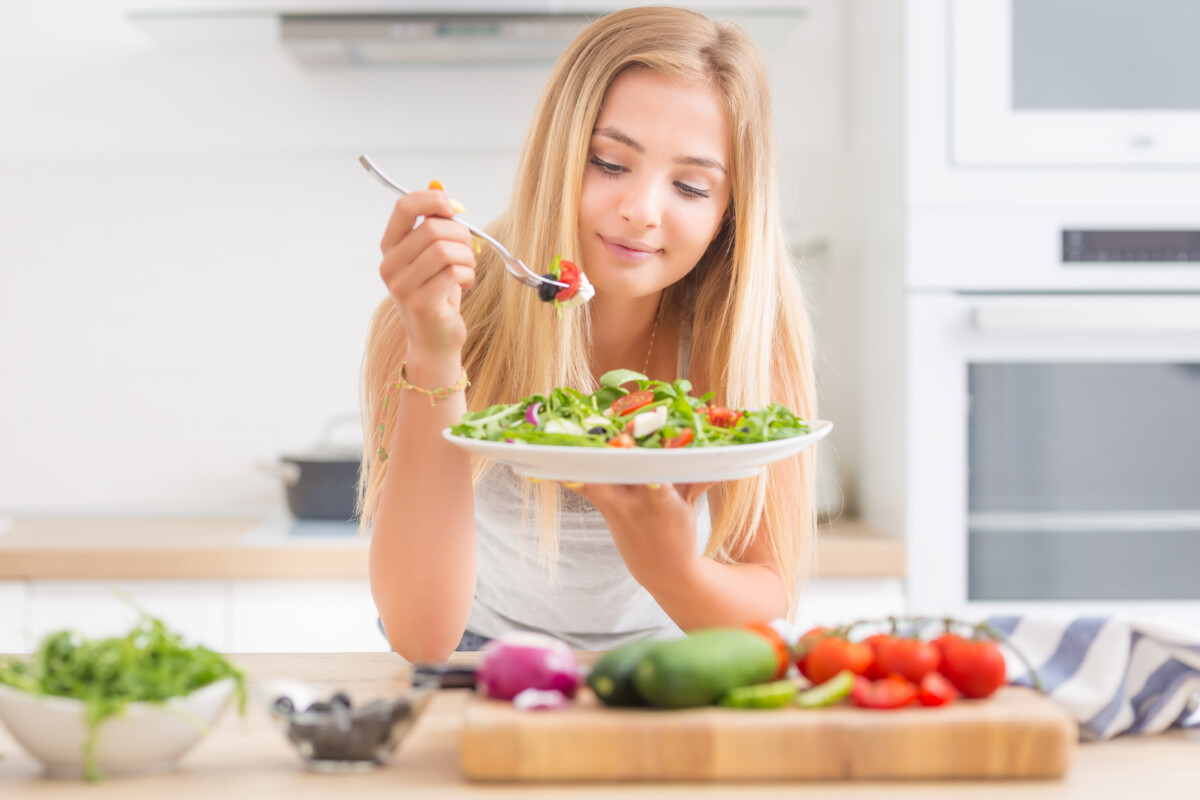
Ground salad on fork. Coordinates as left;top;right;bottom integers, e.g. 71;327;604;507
359;154;594;311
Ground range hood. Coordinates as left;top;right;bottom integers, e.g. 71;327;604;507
127;2;806;66
280;12;593;66
127;3;604;65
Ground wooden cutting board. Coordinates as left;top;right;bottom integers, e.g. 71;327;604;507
459;686;1077;781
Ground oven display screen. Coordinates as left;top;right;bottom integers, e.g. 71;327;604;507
1062;230;1200;263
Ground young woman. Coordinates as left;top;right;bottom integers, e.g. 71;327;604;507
358;6;818;662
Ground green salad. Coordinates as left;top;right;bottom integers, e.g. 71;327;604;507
450;369;809;448
0;613;246;781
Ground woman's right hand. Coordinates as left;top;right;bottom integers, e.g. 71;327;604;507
378;186;477;359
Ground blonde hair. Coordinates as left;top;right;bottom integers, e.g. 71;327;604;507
358;6;818;615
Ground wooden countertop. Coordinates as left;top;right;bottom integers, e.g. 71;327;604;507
0;517;903;581
0;653;1195;798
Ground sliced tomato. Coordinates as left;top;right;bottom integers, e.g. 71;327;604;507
555;260;581;301
851;675;917;710
917;671;959;707
662;428;694;448
607;431;636;448
704;405;742;428
611;390;654;416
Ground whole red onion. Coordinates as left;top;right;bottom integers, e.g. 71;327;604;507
476;632;581;701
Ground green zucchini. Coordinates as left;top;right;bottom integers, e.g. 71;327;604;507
632;628;780;709
588;638;662;707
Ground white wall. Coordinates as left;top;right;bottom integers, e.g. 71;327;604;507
0;1;857;517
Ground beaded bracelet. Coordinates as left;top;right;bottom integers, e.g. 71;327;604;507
391;360;471;406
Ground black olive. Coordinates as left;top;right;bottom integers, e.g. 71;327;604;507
537;274;559;302
740;427;750;433
273;696;295;714
331;692;352;709
587;426;607;435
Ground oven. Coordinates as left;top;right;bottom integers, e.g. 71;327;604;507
907;293;1200;629
853;0;1200;629
951;0;1200;167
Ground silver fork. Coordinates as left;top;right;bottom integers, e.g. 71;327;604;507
358;154;565;291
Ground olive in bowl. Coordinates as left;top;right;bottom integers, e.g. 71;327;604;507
256;679;433;773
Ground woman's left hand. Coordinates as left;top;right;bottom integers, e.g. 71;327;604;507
561;481;715;592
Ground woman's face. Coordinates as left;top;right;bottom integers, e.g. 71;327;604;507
578;68;732;300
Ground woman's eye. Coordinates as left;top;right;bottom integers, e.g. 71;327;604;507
590;157;625;175
675;181;710;199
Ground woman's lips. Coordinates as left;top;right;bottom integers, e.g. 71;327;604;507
600;235;660;264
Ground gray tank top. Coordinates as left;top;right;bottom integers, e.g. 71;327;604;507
466;325;709;651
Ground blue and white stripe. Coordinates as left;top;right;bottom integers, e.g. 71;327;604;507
988;616;1200;740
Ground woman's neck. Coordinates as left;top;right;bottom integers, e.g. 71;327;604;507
588;291;665;380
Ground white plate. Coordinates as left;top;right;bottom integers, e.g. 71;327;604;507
442;420;832;484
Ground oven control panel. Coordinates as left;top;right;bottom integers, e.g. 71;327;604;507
1063;230;1200;263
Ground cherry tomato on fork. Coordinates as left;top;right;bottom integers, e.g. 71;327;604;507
556;260;582;301
611;390;654;416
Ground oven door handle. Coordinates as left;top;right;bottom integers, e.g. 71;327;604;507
971;302;1200;333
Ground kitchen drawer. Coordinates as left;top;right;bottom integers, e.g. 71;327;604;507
228;579;389;653
27;580;227;652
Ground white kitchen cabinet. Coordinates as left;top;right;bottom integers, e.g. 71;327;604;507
228;580;390;653
793;577;908;630
26;580;227;652
0;581;29;654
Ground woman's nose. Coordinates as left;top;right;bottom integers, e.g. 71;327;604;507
618;179;662;229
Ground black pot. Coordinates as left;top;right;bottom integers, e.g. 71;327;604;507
270;416;363;522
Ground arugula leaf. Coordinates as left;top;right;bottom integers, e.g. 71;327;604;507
600;369;646;390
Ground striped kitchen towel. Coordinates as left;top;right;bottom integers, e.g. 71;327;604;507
987;615;1200;741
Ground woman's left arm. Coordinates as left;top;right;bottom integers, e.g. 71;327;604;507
564;481;787;629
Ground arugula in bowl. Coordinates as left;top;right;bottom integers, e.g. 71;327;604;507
0;614;246;780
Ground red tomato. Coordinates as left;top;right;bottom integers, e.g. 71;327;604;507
801;636;874;686
662;428;694;448
704;405;742;428
555;260;581;301
611;390;654;416
862;633;894;680
607;431;635;448
851;675;917;710
873;637;941;684
794;626;827;671
744;622;790;680
936;636;1007;698
917;671;959;707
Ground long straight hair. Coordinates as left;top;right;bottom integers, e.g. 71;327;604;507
358;6;819;614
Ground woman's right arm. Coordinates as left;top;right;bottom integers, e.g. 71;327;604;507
369;189;478;663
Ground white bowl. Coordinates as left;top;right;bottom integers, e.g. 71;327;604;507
0;677;237;779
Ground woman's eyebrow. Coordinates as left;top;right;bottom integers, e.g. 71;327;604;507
593;126;727;174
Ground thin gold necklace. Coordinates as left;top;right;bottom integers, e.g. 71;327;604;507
642;295;663;376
